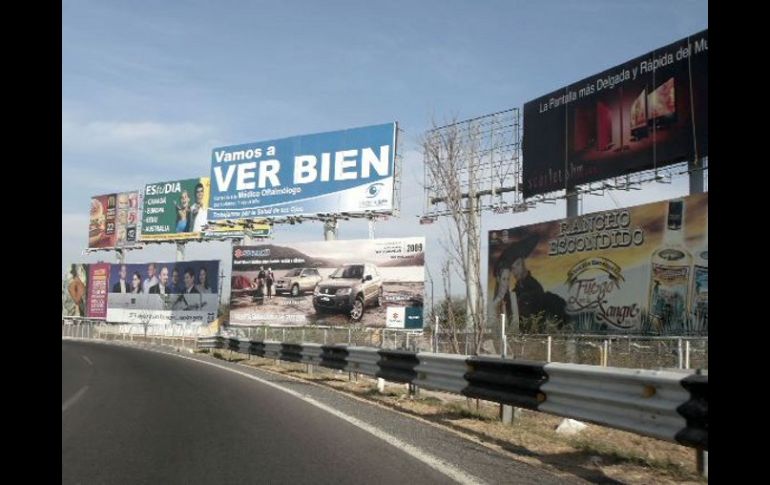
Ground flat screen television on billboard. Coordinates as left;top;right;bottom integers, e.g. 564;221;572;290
647;77;676;128
521;29;707;198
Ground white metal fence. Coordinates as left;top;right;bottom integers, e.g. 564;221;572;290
62;321;707;370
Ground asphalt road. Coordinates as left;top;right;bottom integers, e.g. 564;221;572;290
62;340;581;484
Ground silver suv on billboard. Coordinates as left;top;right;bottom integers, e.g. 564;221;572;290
313;263;383;321
274;268;322;297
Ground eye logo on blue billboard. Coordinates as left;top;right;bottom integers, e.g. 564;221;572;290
367;183;384;198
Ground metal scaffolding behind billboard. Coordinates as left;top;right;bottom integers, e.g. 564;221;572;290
422;108;523;221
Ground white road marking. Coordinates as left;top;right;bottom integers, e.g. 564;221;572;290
82;355;93;365
62;386;89;412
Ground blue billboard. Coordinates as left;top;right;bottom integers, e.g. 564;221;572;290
209;123;397;220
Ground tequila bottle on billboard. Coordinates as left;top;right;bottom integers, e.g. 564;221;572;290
690;220;708;332
648;199;692;333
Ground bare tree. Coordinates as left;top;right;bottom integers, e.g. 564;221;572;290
438;259;462;353
422;119;486;354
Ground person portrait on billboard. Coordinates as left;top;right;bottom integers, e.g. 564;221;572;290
67;265;86;317
191;182;208;233
142;263;158;293
266;267;275;299
248;266;266;304
175;190;192;233
170;267;183;294
130;272;143;294
182;267;200;294
149;267;171;295
196;267;212;294
112;264;130;293
492;234;567;329
171;268;201;311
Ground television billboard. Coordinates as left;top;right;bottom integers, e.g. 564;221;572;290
88;191;139;248
488;192;707;335
106;260;219;325
522;29;708;197
62;263;88;317
139;177;211;241
229;237;424;328
209;123;397;220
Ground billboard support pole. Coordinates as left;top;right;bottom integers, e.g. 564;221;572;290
116;249;125;264
368;219;375;240
566;191;579;218
176;242;185;262
689;159;704;194
323;219;338;241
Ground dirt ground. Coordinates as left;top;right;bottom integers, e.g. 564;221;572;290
213;351;706;484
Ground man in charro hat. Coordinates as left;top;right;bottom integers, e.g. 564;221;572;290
492;234;566;325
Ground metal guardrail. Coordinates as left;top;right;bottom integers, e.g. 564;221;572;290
197;334;707;450
540;364;691;443
464;358;547;410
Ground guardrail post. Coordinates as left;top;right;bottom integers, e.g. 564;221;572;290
685;340;691;369
696;449;708;478
678;338;684;369
500;314;516;425
603;340;609;367
348;327;352;345
377;378;385;393
547;336;552;362
324;329;328;345
408;383;419;398
301;328;305;344
282;328;286;342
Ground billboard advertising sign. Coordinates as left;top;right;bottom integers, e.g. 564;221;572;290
86;263;110;319
88;192;139;248
229;237;424;327
139;178;211;241
209;123;397;220
203;222;271;240
106;260;219;325
488;193;707;335
62;263;88;317
522;30;708;197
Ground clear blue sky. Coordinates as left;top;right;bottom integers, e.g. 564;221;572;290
62;0;708;301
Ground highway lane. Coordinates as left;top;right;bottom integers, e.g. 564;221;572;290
62;340;578;484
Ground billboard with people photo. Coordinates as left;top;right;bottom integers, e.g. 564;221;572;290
106;260;219;325
229;238;424;328
62;263;89;317
488;193;707;335
139;177;211;241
